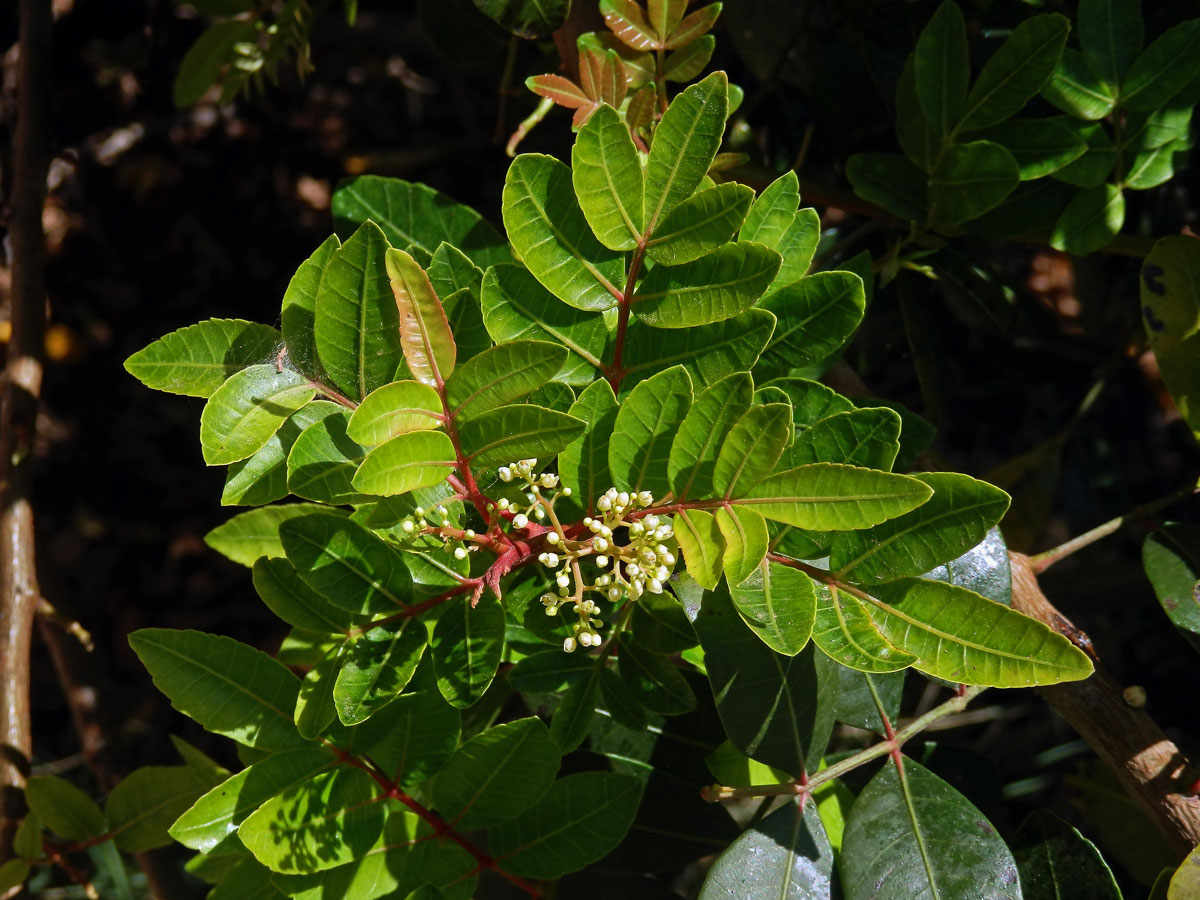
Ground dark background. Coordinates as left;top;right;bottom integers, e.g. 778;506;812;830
3;0;1198;894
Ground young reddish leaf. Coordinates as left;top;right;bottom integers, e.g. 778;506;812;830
664;2;722;50
648;0;687;43
579;47;628;109
386;247;457;386
600;0;662;51
526;73;592;110
626;83;657;134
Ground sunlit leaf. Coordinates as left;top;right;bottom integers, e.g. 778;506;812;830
573;104;644;250
1119;20;1200;112
205;503;343;567
757;271;866;376
646;183;754;266
712;403;791;499
200;365;316;466
286;412;370;505
622;308;776;391
559;379;620;510
346;381;443;446
352;430;457;497
107;766;217;852
125;319;281;398
675;509;726;590
1042;49;1116;120
633;242;780;328
610;365;693;497
445;340;567;421
431;592;506;708
669;372;754;501
387;247;456;386
334;616;427;724
740;463;933;530
459;403;586;466
811;583;916;673
1051;183;1124;255
729;558;816;656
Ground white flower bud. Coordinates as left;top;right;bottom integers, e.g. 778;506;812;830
596;496;612;511
595;555;609;568
546;531;560;545
648;578;663;593
599;525;612;538
454;546;468;560
530;484;540;494
513;514;529;529
546;553;560;567
533;507;546;520
656;526;673;540
563;486;573;496
563;636;577;653
414;507;425;517
645;515;660;529
638;490;654;506
401;519;415;534
626;563;641;576
608;586;622;601
557;574;571;588
617;491;630;508
498;466;512;481
657;566;670;581
497;498;510;510
629;522;644;536
545;605;558;616
594;537;608;552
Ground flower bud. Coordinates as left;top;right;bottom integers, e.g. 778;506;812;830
453;547;467;560
546;531;560;545
563;636;577;653
513;514;529;529
594;537;608;552
545;553;560;567
597;496;612;511
595;555;609;568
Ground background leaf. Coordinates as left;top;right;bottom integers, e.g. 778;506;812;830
914;1;968;140
430;592;506;708
1013;809;1122;900
958;14;1070;131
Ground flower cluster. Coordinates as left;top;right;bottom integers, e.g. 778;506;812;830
495;458;572;530
536;485;677;653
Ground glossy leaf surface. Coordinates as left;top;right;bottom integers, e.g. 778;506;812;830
125;319;281;398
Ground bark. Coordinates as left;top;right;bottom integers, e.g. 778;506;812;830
1009;551;1200;859
0;0;51;868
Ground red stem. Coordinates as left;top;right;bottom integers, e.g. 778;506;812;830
604;241;647;394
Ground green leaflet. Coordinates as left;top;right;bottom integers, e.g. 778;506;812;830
716;505;769;586
387;247;457;385
863;577;1094;686
286;412;370;506
646;183;754;266
170;747;336;853
1078;0;1143;88
572;104;644;250
769;208;821;290
458;403;586;466
845;153;928;222
675;508;725;590
669;371;754;501
1119;20;1200;112
205;503;343;566
508;650;595;693
173;19;258;106
224;401;343;507
968;119;1088;181
550;666;601;752
699;801;836;900
474;0;570;38
1013;809;1123;900
238;767;385;873
618;638;697;715
1051;183;1124;255
106;765;218;853
740;462;933;530
633;241;780;328
622;308;776;391
897;54;938;171
315;221;403;400
841;758;1020;900
503;153;625;311
914;0;968;140
772;378;856;428
480;264;607;385
929;140;1021;227
25;776;107;842
430;591;506;708
957;13;1070;132
200;364;316;465
428;241;485;304
253;557;365;634
331;175;510;270
729;558;816;656
559;379;620;509
487;772;641;878
610;365;694;497
334;617;427;724
758;270;866;377
124;319;281;399
280;513;413;615
694;586;836;776
282;234;341;380
811;583;917;674
346;380;443;446
433;718;561;829
296;642;344;739
631;590;698;652
128;629;304;751
830;472;1011;584
349;684;461;791
1042;49;1116;120
444;340;568;421
786;407;902;471
712;403;791;498
1143;524;1200;648
643;71;729;233
740;171;799;247
352;430;457;497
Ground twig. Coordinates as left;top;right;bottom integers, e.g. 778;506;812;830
1029;481;1199;573
1;0;52;872
1008;551;1200;859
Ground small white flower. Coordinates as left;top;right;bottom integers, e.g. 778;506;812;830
597;496;612;511
498;466;513;482
595;555;609;568
556;573;570;588
546;531;560;545
453;547;467;560
594;537;609;553
513;513;529;529
401;520;415;534
545;553;560;567
563;636;577;653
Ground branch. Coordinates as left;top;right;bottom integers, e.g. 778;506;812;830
1;0;52;871
1008;551;1200;859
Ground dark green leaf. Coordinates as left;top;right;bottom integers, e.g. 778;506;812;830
970;119;1088;180
458;403;585;466
1143;524;1200;646
632;590;697;652
559;379;620;509
669;372;754;501
622;309;776;391
129;629;303;750
286;412;370;505
897;54;939;171
699;801;836;900
1119;20;1200;112
958;14;1070;131
1050;183;1124;255
618;638;697;715
334;617;427;724
551;666;602;752
509;650;596;692
173;20;258;107
481;264;607;385
25;775;107;841
1013;809;1122;900
1051;121;1116;188
488;772;641;878
107;766;215;852
694;586;836;775
349;682;461;790
332;175;510;270
1042;49;1116;120
914;1;968;140
280;513;413;615
503;154;625;312
787;407;901;471
929;141;1020;227
610;365;693;497
315;221;403;401
125;319;281;398
757;271;867;376
253;557;364;634
846;153;928;221
431;592;506;708
633;242;780;328
1141;235;1200;437
841;757;1021;899
1078;0;1143;87
471;0;568;38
